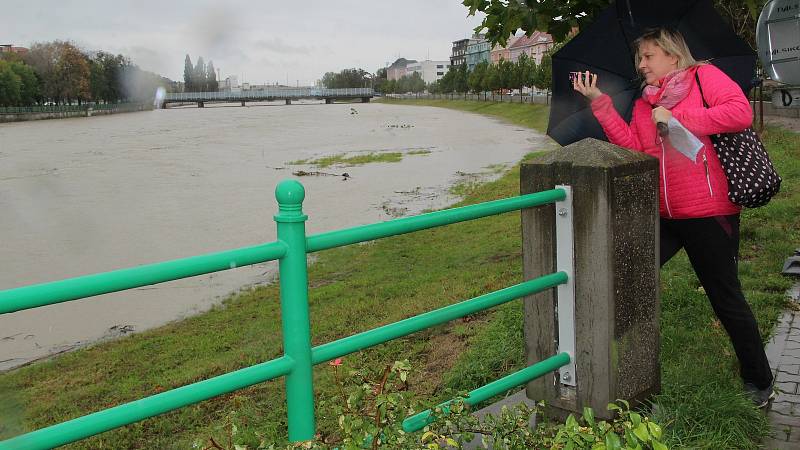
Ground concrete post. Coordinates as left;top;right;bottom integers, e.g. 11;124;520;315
325;99;333;104
361;97;370;103
198;102;204;108
241;101;246;107
286;99;292;105
521;138;660;420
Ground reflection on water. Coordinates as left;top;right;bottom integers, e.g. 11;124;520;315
0;101;550;370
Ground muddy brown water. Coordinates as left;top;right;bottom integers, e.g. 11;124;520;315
0;101;551;371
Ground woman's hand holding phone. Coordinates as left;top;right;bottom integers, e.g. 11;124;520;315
572;70;603;101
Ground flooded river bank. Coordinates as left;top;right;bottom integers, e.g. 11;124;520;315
0;101;551;370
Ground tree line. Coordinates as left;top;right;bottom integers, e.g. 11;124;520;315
0;41;174;107
446;51;553;95
379;50;558;95
321;47;559;96
183;55;218;92
320;68;373;89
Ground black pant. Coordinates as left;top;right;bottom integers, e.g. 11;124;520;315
661;215;773;389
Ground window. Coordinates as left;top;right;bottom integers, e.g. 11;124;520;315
436;65;443;68
437;72;444;76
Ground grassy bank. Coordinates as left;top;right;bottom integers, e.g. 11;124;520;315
288;149;431;168
0;100;798;449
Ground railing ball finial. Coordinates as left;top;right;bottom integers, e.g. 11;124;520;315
275;179;307;222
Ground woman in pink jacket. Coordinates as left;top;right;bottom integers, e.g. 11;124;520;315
573;28;774;408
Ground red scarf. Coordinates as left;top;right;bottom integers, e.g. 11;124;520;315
642;67;696;109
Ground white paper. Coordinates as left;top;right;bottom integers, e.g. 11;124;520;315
667;117;704;161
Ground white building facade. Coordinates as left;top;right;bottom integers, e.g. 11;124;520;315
404;60;451;84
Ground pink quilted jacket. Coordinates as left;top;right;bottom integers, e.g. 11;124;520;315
590;64;752;218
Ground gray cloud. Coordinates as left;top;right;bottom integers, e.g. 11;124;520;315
253;38;315;55
1;0;486;85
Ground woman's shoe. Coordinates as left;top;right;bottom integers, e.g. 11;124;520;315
744;382;777;409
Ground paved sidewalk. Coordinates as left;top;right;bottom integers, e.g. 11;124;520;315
763;283;800;449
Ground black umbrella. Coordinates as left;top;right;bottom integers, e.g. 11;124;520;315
547;0;757;147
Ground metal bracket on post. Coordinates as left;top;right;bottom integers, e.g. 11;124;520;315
555;185;576;387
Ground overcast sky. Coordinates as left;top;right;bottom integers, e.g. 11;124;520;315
3;0;486;86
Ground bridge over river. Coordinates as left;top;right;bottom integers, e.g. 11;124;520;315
163;88;374;108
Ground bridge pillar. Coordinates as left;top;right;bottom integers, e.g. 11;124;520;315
198;102;204;108
361;97;370;103
241;101;246;107
285;99;292;105
325;98;333;104
521;138;660;420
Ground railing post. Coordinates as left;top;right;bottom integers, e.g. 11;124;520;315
274;179;315;442
520;138;660;420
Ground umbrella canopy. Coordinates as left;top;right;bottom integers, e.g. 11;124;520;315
547;0;757;146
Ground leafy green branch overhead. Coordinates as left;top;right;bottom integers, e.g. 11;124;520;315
462;0;766;49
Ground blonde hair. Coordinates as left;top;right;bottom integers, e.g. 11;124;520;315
634;28;700;71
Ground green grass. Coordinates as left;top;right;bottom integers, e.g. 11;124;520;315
379;98;550;134
0;100;798;449
288;149;430;168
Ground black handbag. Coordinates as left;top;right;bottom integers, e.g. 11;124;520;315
695;72;781;208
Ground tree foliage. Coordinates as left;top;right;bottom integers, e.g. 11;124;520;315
462;0;767;50
321;68;372;89
0;40;173;106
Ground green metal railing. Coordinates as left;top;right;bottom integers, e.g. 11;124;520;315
0;180;570;449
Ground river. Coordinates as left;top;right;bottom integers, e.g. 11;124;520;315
0;101;550;371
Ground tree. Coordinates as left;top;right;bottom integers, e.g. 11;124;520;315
515;53;536;94
89;59;106;102
184;54;193;91
438;68;456;93
484;62;502;93
0;60;22;106
55;44;90;104
497;58;514;92
194;56;206;92
468;61;488;94
320;68;372;89
462;0;765;51
206;60;218;91
25;41;66;104
454;64;469;93
535;50;553;93
9;61;39;105
524;55;538;91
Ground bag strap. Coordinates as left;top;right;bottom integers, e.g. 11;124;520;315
694;71;710;108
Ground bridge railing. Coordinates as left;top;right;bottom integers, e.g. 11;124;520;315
164;88;374;102
0;179;575;449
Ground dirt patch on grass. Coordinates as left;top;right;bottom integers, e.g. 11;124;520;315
410;315;491;396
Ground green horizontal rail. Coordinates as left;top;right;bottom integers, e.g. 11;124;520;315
0;242;287;314
0;180;569;447
0;356;295;450
306;189;565;252
402;352;571;433
311;272;567;364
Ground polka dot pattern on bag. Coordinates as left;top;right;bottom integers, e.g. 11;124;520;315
711;127;781;208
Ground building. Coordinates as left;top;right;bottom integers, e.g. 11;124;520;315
508;31;554;64
218;75;239;91
405;60;451;84
466;39;491;71
386;58;417;81
0;44;29;56
490;35;522;65
451;34;484;68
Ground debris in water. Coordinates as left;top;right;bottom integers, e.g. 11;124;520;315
293;170;351;181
